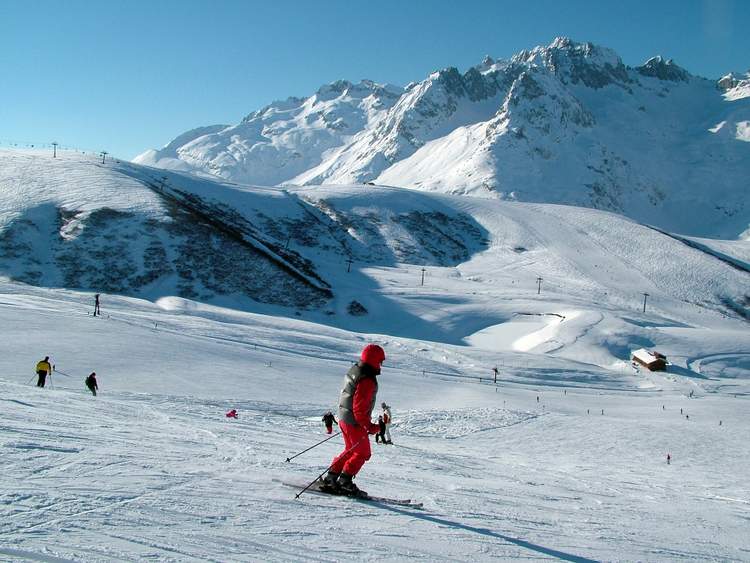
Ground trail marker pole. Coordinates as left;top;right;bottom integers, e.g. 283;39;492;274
642;292;649;313
52;142;58;158
421;268;426;286
536;277;543;294
346;258;353;273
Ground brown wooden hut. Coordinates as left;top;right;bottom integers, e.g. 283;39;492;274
631;348;667;371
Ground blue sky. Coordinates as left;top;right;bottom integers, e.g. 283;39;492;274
1;0;748;159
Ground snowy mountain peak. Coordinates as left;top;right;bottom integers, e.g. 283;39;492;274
136;39;749;239
475;55;510;75
636;56;691;82
718;72;750;100
242;96;305;122
312;79;403;103
425;66;499;102
512;37;628;88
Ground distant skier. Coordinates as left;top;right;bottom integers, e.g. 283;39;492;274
667;453;671;465
35;356;53;388
226;409;238;419
375;415;386;444
321;343;385;496
85;372;98;396
322;411;337;434
94;293;101;317
381;402;393;444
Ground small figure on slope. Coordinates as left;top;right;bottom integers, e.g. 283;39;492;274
35;356;53;388
85;372;98;396
381;402;393;444
322;411;337;434
226;409;238;419
375;415;386;444
321;343;385;496
94;293;101;317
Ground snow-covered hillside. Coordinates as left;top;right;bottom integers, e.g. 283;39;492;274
135;38;750;239
2;149;748;341
1;235;749;561
1;148;749;560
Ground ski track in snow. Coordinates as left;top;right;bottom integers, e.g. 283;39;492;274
0;282;748;560
2;343;748;562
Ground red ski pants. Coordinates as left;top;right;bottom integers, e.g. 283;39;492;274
330;421;370;476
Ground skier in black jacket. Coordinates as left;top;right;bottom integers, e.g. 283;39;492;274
375;415;386;444
85;372;98;396
322;411;337;434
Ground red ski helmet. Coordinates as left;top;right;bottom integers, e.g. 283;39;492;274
360;344;385;369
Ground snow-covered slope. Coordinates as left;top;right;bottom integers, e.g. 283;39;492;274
0;150;333;312
0;243;748;561
136;38;750;239
1;148;749;560
2;149;748;346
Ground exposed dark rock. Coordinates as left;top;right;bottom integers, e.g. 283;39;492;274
636;56;690;82
347;300;368;316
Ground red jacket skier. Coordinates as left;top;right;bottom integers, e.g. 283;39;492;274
321;344;385;496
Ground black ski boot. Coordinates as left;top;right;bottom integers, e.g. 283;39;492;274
319;471;340;492
337;473;366;497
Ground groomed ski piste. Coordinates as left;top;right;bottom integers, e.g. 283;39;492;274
1;150;749;561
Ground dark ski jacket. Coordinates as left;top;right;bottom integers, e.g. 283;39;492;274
85;374;98;390
322;413;337;426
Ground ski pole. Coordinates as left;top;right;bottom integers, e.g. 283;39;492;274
27;373;36;385
286;431;341;462
294;434;367;499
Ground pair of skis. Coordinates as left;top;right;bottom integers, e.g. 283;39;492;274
276;479;423;509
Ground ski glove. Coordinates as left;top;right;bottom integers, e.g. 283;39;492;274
367;423;380;435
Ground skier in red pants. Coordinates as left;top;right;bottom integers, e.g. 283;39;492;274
321;343;385;496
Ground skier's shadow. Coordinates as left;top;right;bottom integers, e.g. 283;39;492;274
377;504;598;563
